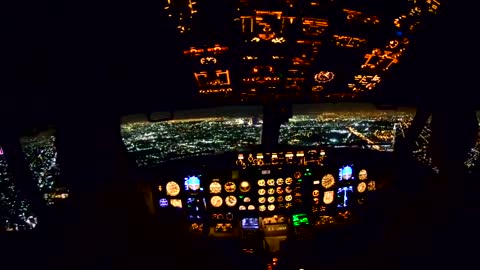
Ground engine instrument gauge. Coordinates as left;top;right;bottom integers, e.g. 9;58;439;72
258;179;266;187
209;182;222;194
225;195;237;207
276;178;284;185
267;179;275;186
211;196;223;207
224;182;236;192
239;181;251;192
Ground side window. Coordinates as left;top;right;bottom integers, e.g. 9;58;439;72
464;111;480;173
20;128;67;206
0;145;37;231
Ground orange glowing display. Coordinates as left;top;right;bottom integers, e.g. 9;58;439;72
302;18;329;36
361;49;399;71
194;70;231;87
333;35;367;48
349;75;382;92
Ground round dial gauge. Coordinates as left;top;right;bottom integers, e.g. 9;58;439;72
258;189;266;196
285;195;293;202
367;181;376;191
267;179;275;186
239;205;246;210
314;71;335;83
259;205;266;212
209;182;222;194
276;187;283;195
239;181;251;192
224;182;236;192
166;181;181;196
285;186;292;194
248;205;255;210
244;197;251;203
294;172;302;179
258;197;266;204
312;190;320;197
210;196;223;207
285;177;293;185
357;182;367;193
268;205;275;211
225;195;237;207
268;196;275;203
277;196;284;202
268;188;275;195
388;40;399;49
258;179;266;186
276;178;284;185
358;170;368;181
322;174;335;189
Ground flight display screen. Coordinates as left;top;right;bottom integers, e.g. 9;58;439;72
292;213;310;227
339;165;353;181
185;175;201;191
242;218;260;229
336;186;354;208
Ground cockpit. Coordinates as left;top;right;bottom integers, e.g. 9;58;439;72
2;0;480;269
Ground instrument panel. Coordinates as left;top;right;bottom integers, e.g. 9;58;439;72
151;147;386;235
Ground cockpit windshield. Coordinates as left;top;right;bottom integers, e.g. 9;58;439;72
121;106;263;167
279;103;415;151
